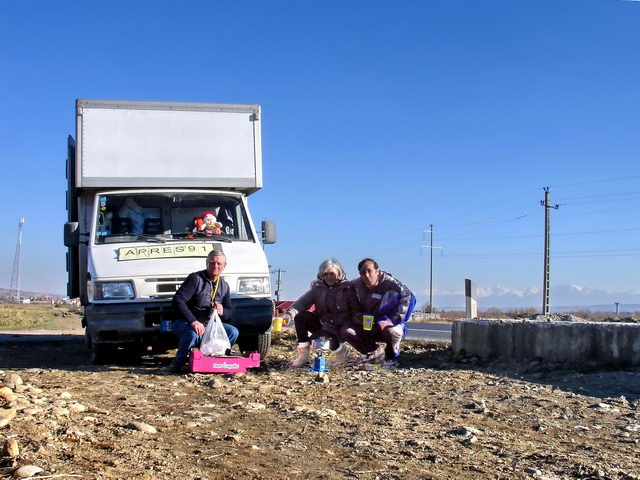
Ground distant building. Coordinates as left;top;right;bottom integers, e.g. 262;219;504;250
411;311;440;321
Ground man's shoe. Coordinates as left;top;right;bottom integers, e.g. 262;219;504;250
382;359;399;368
332;343;349;364
167;360;185;374
363;345;385;364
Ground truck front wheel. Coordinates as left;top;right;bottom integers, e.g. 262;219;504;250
89;344;116;365
85;329;114;365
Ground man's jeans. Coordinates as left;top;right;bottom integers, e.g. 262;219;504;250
173;320;239;364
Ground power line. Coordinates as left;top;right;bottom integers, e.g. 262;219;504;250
558;196;640;206
439;225;640;241
556;205;640;217
547;175;640;189
432;192;539;230
431;178;640;236
554;189;640;201
556;226;640;236
418;176;640;241
360;227;640;258
364;180;640;265
437;213;531;229
440;252;640;259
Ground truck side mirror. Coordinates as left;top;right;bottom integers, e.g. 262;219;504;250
261;221;276;244
64;222;80;247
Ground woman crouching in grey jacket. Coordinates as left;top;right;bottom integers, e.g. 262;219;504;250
283;259;357;368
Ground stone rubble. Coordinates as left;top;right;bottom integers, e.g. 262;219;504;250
0;339;638;479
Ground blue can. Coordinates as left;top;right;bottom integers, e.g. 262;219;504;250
310;356;328;372
160;320;173;332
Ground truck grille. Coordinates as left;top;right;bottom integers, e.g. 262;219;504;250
144;304;179;327
157;284;181;293
144;277;187;298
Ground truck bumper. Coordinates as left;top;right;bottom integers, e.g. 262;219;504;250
85;297;273;345
85;302;177;345
229;297;273;336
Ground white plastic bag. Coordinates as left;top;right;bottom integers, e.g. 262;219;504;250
200;311;231;356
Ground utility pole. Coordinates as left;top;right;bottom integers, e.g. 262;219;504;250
9;218;25;302
271;268;286;302
421;225;442;314
540;187;559;315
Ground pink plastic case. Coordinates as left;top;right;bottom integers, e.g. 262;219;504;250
189;351;261;373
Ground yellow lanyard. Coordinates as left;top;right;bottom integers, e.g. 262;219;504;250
210;278;220;306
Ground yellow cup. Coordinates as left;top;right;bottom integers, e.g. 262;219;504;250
273;317;283;332
363;315;374;331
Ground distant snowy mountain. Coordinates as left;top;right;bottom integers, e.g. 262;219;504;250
432;284;640;311
551;304;640;314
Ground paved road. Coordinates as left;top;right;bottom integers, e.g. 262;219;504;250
0;322;453;344
280;321;452;342
405;322;452;342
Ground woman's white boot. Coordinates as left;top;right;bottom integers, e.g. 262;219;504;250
333;343;349;364
291;342;311;368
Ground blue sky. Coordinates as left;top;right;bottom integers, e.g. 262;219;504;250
1;0;639;309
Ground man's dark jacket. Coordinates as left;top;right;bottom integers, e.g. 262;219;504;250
172;270;232;325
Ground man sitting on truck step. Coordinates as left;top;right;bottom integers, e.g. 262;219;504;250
169;249;239;373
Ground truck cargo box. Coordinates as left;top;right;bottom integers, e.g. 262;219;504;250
75;99;262;193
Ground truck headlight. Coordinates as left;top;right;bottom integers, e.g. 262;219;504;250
237;277;270;295
94;282;135;300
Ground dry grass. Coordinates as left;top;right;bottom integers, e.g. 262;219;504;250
0;302;82;330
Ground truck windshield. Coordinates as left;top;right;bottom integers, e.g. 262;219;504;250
94;193;255;244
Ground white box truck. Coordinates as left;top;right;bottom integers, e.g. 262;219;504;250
64;99;276;363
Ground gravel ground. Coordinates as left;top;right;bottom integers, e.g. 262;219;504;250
1;332;639;480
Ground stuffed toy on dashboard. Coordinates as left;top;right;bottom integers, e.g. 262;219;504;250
194;211;222;236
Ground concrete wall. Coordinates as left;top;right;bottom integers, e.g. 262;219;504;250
452;319;640;367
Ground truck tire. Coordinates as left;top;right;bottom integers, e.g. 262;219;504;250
239;332;271;358
256;332;271;358
89;343;115;365
121;343;144;363
85;329;114;365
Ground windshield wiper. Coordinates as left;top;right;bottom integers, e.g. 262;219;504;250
207;235;232;243
134;234;167;243
99;233;167;243
170;233;232;243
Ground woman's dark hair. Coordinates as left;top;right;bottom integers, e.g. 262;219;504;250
357;258;379;274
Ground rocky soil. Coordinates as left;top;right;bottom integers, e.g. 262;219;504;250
1;332;640;480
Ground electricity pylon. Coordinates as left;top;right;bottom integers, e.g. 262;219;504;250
9;218;25;302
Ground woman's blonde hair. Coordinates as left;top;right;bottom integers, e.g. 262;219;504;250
316;258;347;282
